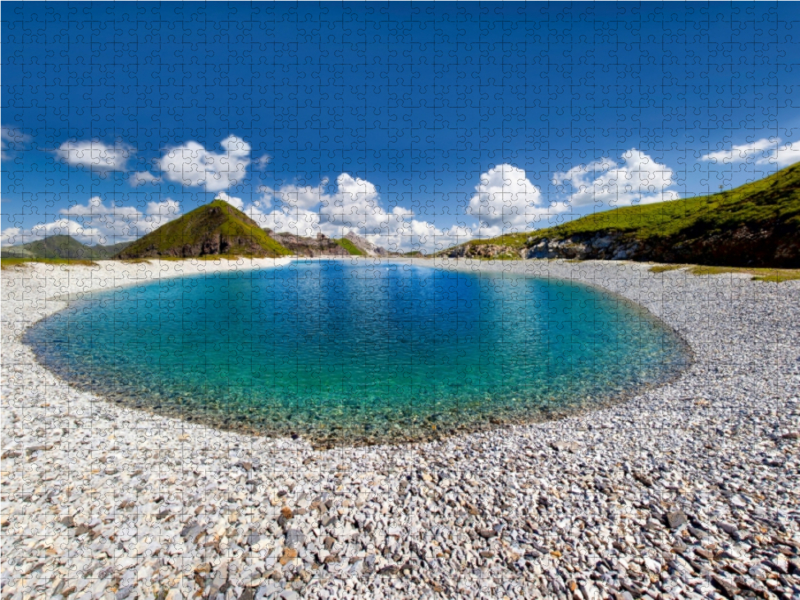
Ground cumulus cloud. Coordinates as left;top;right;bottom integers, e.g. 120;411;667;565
254;154;271;169
389;219;475;254
130;171;161;187
758;141;800;167
262;179;331;210
317;174;395;234
56;196;181;242
553;149;679;208
700;137;800;168
701;138;776;164
1;196;183;247
467;164;568;237
239;174;468;252
250;206;322;238
215;192;244;210
0;220;103;246
145;199;181;220
159;135;250;192
55;140;134;171
1;126;30;161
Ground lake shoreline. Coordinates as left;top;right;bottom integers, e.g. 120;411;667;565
20;257;693;449
2;258;799;599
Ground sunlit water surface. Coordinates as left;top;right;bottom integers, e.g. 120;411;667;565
26;260;689;445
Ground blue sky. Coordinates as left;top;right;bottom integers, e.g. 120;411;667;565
2;2;799;252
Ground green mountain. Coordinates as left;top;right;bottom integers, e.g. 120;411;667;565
92;242;134;259
117;199;291;259
333;237;366;256
1;235;132;260
442;162;800;268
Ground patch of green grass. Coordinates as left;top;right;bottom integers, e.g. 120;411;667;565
649;264;685;273
1;257;99;269
688;265;800;282
467;233;531;248
469;254;520;261
334;238;366;256
648;262;799;282
449;162;800;257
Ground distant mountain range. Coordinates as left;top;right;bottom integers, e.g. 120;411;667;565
1;235;132;260
441;162;800;268
2;199;390;260
267;230;388;258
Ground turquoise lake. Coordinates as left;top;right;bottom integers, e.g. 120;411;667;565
26;260;689;446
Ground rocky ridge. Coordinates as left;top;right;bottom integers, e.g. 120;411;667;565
343;231;388;257
446;224;799;266
266;232;351;257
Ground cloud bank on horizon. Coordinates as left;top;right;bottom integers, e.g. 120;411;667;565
2;131;798;252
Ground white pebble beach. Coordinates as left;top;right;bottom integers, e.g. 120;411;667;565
1;257;798;600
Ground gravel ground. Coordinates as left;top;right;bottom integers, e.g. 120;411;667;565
1;257;798;600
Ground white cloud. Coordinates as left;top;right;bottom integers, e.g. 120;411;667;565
1;196;177;247
467;164;568;237
215;192;244;210
262;179;331;210
552;158;616;188
758;141;800;167
318;174;394;234
1;219;103;246
250;206;322;238
254;154;271;168
1;126;30;161
0;227;22;246
130;171;161;187
51;196;182;243
700;137;800;168
159;135;250;192
701;138;776;164
553;149;679;208
145;199;181;221
389;220;475;254
243;173;465;252
55;140;133;171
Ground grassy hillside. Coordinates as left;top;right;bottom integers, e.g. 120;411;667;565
334;238;365;256
2;235;132;260
446;162;800;267
92;241;132;258
118;200;291;259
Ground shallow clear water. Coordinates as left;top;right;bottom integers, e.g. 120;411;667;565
26;260;689;445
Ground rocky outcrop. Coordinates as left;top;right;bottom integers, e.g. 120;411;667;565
446;243;517;259
344;232;388;257
518;233;639;261
267;232;350;257
446;224;799;268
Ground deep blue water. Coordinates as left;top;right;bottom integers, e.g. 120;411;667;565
25;261;688;445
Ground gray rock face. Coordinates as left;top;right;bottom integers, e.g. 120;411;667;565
344;232;388;256
268;232;350;257
448;223;799;268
